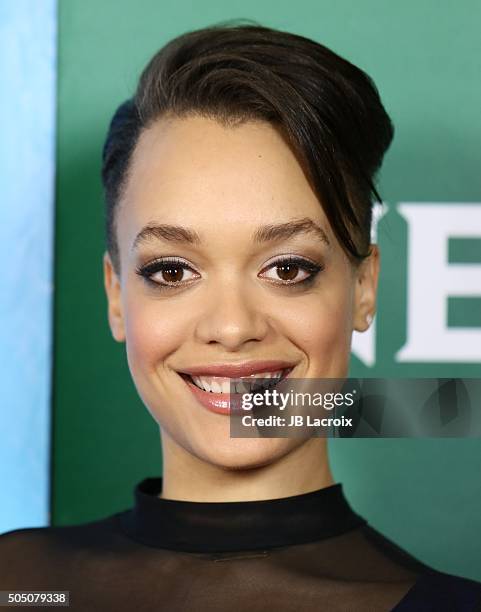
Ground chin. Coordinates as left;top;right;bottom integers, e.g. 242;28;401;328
192;436;302;471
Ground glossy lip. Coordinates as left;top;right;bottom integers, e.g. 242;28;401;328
178;360;296;378
178;362;296;415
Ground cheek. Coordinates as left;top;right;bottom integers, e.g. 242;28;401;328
122;291;186;375
276;280;354;374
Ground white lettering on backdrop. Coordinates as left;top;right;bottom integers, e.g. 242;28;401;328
397;203;481;362
352;202;481;365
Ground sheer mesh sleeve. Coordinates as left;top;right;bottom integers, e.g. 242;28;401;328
2;478;480;612
1;518;480;611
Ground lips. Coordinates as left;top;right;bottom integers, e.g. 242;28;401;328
188;369;286;394
177;361;296;415
179;360;296;378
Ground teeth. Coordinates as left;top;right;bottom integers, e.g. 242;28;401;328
211;380;221;393
190;369;286;393
233;379;251;394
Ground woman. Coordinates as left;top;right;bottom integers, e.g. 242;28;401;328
1;23;480;611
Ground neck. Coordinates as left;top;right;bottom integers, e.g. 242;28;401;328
159;431;335;502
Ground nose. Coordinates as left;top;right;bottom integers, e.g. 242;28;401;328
193;280;269;351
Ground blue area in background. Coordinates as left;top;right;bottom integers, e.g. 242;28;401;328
0;0;57;532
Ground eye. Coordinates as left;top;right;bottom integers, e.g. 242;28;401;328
259;256;323;286
135;257;200;288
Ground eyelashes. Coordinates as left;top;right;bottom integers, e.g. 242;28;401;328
260;256;324;287
135;257;199;289
135;255;324;291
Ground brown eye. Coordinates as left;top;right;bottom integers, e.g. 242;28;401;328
276;263;300;281
259;256;323;286
152;264;197;286
136;258;199;288
162;267;184;283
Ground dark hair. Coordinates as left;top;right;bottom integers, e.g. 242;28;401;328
102;22;394;275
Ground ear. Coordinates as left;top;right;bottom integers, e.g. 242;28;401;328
103;251;125;342
353;245;380;332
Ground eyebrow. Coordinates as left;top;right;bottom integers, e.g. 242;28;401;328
131;217;330;251
252;218;330;247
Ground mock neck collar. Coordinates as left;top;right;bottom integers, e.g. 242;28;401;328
118;477;366;553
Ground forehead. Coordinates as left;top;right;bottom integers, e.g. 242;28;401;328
118;115;329;240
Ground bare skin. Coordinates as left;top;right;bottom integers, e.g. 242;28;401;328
103;115;379;502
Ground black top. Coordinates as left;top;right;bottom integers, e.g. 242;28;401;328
1;477;480;611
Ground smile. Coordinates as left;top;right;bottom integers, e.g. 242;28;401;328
177;362;295;415
186;369;288;394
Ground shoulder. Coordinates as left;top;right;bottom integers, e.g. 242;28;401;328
0;512;132;589
357;525;481;610
0;513;122;551
394;570;481;611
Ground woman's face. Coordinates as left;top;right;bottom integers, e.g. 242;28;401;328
104;115;378;469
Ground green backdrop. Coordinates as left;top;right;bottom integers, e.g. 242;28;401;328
54;0;481;581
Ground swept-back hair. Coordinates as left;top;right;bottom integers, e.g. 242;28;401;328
102;23;394;274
